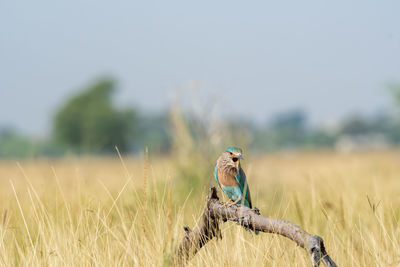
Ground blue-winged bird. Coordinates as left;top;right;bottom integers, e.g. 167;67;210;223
214;146;253;208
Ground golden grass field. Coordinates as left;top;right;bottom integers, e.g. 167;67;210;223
0;150;399;266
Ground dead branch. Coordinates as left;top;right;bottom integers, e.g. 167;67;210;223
176;187;337;267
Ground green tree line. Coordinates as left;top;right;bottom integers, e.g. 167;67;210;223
1;79;400;158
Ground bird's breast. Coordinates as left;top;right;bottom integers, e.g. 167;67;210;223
217;166;238;187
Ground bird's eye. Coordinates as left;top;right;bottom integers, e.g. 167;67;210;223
229;152;233;155
232;157;238;162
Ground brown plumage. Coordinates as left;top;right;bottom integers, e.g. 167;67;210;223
216;152;239;187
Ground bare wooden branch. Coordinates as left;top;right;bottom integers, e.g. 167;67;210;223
176;187;337;267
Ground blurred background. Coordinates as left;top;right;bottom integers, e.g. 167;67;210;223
1;3;400;265
1;1;400;158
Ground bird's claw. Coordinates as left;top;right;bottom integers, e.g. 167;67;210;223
228;198;241;207
222;199;233;207
227;202;235;207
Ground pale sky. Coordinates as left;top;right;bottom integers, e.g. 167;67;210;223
1;1;399;136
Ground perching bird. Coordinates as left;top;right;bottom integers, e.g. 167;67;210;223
214;146;253;208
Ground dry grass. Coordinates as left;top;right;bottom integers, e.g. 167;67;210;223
0;151;399;266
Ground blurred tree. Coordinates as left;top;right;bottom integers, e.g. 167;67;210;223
0;127;65;158
371;113;400;144
304;130;337;148
269;109;307;148
135;113;172;153
340;115;372;136
250;110;309;151
0;128;34;157
389;82;400;107
53;78;138;153
388;82;400;143
271;110;306;131
338;112;400;145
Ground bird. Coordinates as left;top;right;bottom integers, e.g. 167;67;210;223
214;146;253;208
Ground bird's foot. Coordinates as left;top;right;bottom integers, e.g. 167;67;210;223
222;199;233;207
227;198;240;207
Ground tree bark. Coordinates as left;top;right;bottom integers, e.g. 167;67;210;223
176;187;337;267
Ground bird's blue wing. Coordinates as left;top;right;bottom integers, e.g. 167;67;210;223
234;168;246;193
235;167;252;208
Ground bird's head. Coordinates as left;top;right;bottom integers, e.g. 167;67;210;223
224;146;244;172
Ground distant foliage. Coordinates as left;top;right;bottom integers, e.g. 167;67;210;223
135;113;172;153
3;79;400;158
389;82;400;108
53;78;137;153
0;128;64;158
0;128;34;157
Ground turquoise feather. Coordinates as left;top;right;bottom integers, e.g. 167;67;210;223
225;146;242;154
234;167;251;208
214;163;219;187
